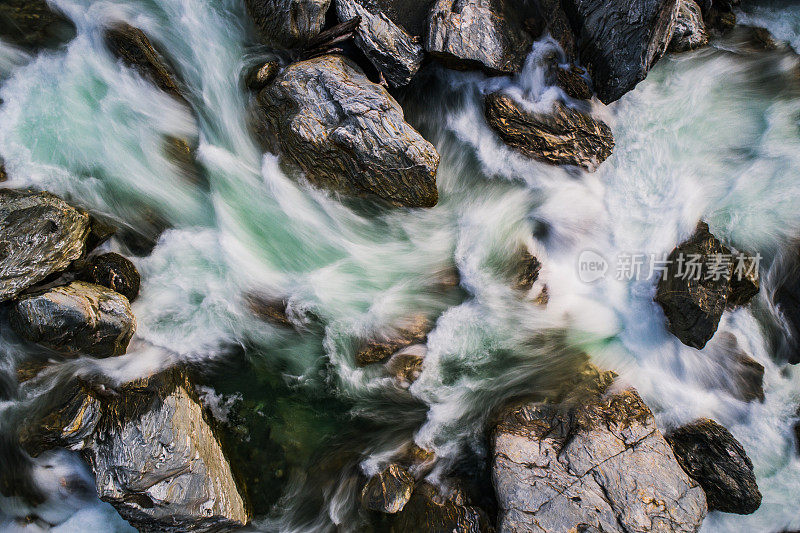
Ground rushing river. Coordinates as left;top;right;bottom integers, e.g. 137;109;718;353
1;0;800;531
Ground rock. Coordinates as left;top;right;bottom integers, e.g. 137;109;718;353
257;55;439;207
245;60;280;91
493;381;707;532
0;0;76;50
0;189;90;302
728;253;760;307
425;0;535;75
555;65;592;100
361;0;434;38
484;92;614;171
669;0;709;53
560;0;678;103
666;418;761;514
698;0;738;32
362;463;415;513
389;481;490;532
655;222;732;349
512;246;541;292
714;333;764;403
84;215;117;254
245;0;331;48
356;315;431;365
531;0;577;61
738;26;779;51
335;0;424;87
104;23;185;104
76;252;141;302
0;161;7;182
10;281;136;357
385;344;426;386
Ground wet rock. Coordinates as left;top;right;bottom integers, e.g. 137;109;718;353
104;23;185;104
0;189;90;302
356;315;431;365
426;0;535;75
257;55;439;207
512;246;541;292
336;0;424;87
666;418;761;514
531;0;577;61
362;463;415;513
728;253;760;307
560;0;679;103
77;253;141;302
738;26;779;52
714;333;764;403
555;65;592;100
361;0;435;38
655;222;732;349
0;161;7;182
10;281;136;357
698;0;738;33
385;344;426;386
245;60;280;91
245;0;331;48
0;0;76;50
669;0;708;53
84;215;117;255
493;381;707;532
389;481;490;532
484;92;614;171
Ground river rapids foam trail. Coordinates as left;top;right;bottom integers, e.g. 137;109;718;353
1;0;800;531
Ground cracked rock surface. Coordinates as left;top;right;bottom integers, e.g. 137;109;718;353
492;383;707;532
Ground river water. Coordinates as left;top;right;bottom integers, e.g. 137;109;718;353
0;0;800;531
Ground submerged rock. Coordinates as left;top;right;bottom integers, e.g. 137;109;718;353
385;344;426;386
655;222;732;349
555;65;592;101
336;0;424;87
484;92;614;171
560;0;678;103
257;55;439;207
0;189;90;302
245;0;331;48
389;481;490;532
493;380;707;532
426;0;534;74
512;246;542;292
356;315;431;365
0;0;76;50
77;253;141;302
362;463;415;513
714;333;764;403
669;0;709;53
666;418;761;514
728;253;760;307
10;281;136;357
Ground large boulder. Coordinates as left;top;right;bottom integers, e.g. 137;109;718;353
666;419;761;514
492;378;707;532
655;222;732;349
484;92;614;171
669;0;709;53
0;189;90;302
388;481;490;532
257;54;439;207
335;0;424;87
425;0;535;75
0;0;76;49
10;281;136;357
560;0;679;103
245;0;331;48
77;252;141;302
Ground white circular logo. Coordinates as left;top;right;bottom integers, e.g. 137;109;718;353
578;250;608;283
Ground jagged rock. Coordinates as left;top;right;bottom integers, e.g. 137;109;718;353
257;55;439;207
385;344;426;386
104;23;185;104
245;61;280;91
10;281;136;357
245;0;331;48
669;0;709;53
389;481;490;532
698;0;739;32
356;315;431;365
560;0;678;103
555;65;592;100
530;0;577;61
666;418;761;514
512;246;541;292
336;0;424;87
0;0;76;49
426;0;535;75
77;252;141;302
0;189;90;302
484;92;614;171
362;463;415;513
493;380;707;532
84;215;117;254
0;161;7;182
728;253;760;307
655;222;731;349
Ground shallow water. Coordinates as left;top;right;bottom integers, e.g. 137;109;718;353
1;0;800;531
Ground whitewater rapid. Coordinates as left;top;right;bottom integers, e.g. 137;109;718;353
1;0;800;531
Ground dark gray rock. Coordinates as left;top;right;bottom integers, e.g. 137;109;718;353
655;222;732;349
257;54;439;207
0;0;76;50
362;463;415;513
426;0;535;75
0;189;90;302
335;0;424;87
531;0;577;61
77;252;141;302
245;0;331;47
389;481;490;532
363;0;435;38
698;0;739;32
484;92;614;171
555;64;592;100
245;60;280;91
714;333;764;403
10;281;136;357
728;253;759;307
493;379;707;532
666;418;762;515
669;0;708;53
560;0;679;103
